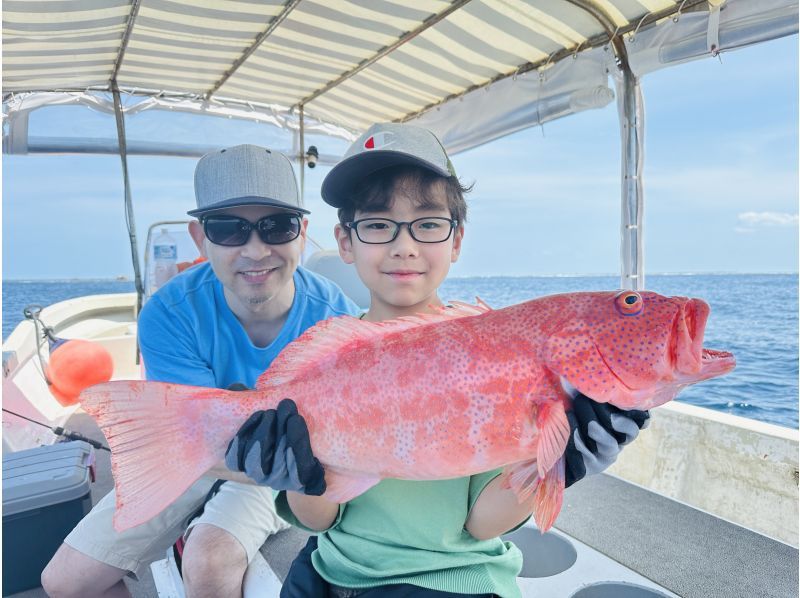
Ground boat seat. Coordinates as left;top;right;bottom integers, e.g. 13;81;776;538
303;249;370;310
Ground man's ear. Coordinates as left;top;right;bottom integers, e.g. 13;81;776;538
188;220;207;258
298;218;309;253
334;223;354;264
451;225;464;263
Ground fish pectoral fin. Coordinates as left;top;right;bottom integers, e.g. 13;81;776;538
322;468;381;504
536;400;570;478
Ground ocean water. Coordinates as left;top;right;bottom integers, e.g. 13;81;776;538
3;274;798;429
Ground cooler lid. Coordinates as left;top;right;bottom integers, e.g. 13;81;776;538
2;441;94;516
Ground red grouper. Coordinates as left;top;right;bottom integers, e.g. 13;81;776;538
80;290;735;532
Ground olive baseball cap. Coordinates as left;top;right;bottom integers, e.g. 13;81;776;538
321;123;456;208
188;144;309;217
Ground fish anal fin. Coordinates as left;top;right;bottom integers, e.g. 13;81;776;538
536;400;570;478
533;457;566;532
501;456;566;531
322;468;381;504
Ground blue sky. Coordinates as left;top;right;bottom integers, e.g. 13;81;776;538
3;35;797;280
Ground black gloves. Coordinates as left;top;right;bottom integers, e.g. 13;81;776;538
225;397;326;495
564;394;650;488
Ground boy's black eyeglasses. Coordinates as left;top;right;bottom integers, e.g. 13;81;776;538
345;217;458;244
202;213;302;247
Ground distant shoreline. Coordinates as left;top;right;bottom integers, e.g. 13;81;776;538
3;272;798;283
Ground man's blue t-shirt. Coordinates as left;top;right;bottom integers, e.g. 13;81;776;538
138;263;359;388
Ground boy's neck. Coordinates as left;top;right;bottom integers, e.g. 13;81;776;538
362;296;446;322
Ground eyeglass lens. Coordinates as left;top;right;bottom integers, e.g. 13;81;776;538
204;214;301;246
352;218;454;244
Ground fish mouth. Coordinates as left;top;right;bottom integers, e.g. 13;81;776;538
675;299;736;380
697;347;736;378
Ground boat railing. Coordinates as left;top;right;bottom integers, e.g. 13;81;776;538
610;400;799;546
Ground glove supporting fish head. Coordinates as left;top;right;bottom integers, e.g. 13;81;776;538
544;291;735;411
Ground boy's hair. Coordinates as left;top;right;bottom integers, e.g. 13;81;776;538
337;165;471;227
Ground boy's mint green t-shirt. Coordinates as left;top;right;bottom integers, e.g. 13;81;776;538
275;471;524;597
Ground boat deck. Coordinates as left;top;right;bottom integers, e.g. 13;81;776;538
8;413;798;598
558;474;798;597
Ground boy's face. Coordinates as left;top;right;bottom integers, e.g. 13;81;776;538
335;187;463;320
189;204;307;321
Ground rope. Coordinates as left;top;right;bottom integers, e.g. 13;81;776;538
23;305;55;386
2;408;110;451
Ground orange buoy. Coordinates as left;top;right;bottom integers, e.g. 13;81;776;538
46;339;114;406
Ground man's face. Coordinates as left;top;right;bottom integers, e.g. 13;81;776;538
189;205;307;319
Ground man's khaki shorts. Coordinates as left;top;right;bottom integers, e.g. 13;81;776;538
64;477;290;577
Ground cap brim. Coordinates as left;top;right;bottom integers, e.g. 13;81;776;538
187;196;310;217
321;151;450;208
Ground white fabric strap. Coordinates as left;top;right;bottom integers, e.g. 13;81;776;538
707;2;723;55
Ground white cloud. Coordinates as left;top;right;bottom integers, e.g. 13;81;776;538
737;211;799;227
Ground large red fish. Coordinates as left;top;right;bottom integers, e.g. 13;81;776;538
81;290;735;532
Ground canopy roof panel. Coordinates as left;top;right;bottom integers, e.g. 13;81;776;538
4;0;797;155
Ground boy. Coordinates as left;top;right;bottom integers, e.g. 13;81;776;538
227;124;649;597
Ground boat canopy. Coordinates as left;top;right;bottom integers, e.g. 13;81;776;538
4;0;797;158
3;0;797;294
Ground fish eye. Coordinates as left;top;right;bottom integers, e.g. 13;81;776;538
615;291;644;316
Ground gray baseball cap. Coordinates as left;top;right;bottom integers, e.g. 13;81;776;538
188;144;309;217
321;123;457;208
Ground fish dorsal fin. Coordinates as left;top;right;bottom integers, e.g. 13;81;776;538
256;302;487;390
447;298;492;315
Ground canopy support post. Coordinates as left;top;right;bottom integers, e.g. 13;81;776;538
299;104;306;208
616;69;645;291
112;84;145;317
565;0;645;290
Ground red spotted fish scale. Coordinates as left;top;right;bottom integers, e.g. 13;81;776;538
81;291;735;533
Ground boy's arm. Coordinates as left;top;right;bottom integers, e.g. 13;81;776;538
465;474;535;541
285;492;340;531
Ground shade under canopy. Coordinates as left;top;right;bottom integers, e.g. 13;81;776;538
3;0;797;156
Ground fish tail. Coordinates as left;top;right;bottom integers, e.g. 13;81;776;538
533;456;565;532
80;381;233;531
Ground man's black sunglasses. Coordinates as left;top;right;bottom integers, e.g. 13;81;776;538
202;213;302;247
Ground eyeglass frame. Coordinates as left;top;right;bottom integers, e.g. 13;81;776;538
200;212;303;247
345;216;459;244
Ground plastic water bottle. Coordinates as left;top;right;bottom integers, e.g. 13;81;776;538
153;228;178;289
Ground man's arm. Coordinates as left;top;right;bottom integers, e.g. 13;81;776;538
138;295;217;387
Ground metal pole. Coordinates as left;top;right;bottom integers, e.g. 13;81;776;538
298;104;305;207
112;84;145;317
617;69;645;291
565;0;645;291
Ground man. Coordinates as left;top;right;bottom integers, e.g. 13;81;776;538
42;144;359;598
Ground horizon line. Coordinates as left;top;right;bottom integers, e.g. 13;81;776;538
3;271;798;283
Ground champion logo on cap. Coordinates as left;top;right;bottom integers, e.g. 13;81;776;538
364;132;395;150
